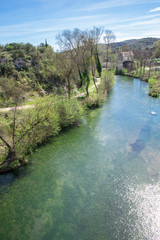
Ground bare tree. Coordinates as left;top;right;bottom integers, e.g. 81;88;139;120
134;48;152;79
56;27;104;96
103;29;116;69
89;27;103;90
56;28;92;96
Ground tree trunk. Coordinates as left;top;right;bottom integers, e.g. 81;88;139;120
136;62;139;75
91;67;98;93
143;60;146;77
148;61;152;79
106;46;109;69
86;85;89;97
67;77;71;99
0;149;16;167
140;61;143;78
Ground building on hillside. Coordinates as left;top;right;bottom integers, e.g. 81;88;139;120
117;51;134;72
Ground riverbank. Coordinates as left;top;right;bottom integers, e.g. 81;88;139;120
0;71;115;173
120;69;160;97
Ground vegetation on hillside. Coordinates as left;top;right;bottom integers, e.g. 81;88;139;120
98;37;160;52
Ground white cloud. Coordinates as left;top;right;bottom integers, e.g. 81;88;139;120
79;0;135;11
79;0;160;12
150;7;160;12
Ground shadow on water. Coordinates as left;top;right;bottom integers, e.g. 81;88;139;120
0;173;14;195
0;163;32;197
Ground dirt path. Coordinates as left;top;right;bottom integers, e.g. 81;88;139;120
0;78;101;113
0;104;34;112
74;78;100;98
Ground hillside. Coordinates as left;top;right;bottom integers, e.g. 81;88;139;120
0;43;66;107
99;37;160;51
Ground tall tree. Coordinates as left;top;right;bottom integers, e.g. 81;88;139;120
56;28;92;96
103;29;116;69
90;26;103;78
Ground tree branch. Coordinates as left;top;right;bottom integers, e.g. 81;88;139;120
0;135;11;150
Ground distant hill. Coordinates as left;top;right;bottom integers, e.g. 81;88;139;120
99;37;160;51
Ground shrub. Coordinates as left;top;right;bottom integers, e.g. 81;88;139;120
121;68;128;75
84;95;101;109
55;96;84;127
98;70;115;96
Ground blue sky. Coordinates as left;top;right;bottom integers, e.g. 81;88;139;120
1;0;160;49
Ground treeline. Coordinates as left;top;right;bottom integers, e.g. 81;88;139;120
112;37;160;50
0;27;106;106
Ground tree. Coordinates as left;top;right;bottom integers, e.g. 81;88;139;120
103;29;116;69
56;28;86;87
152;40;160;59
88;26;103;92
0;91;59;170
0;78;25;167
56;51;76;98
134;48;152;78
90;26;103;77
56;28;92;96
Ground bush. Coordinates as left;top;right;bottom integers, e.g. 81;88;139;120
55;96;84;127
148;77;160;98
121;68;128;75
98;70;115;96
148;77;157;87
84;95;101;109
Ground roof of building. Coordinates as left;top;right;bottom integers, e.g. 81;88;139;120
118;51;134;62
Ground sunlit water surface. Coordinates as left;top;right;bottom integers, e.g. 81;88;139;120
0;76;160;240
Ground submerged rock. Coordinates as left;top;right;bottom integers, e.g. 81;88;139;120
130;139;145;153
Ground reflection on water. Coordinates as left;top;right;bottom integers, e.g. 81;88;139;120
0;76;160;240
125;178;160;240
109;176;160;240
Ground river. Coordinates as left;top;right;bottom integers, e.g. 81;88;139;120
0;76;160;240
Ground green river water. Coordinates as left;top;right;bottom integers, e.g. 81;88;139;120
0;76;160;240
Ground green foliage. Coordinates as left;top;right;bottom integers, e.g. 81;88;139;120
99;70;115;95
0;43;63;103
94;52;102;77
0;95;84;171
148;77;160;97
84;70;115;108
78;69;84;87
55;96;84;127
148;77;157;86
0;77;25;107
15;97;60;158
84;94;101;108
121;68;128;75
